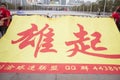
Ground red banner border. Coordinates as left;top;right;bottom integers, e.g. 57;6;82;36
0;62;120;74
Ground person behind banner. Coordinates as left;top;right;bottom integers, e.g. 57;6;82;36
16;6;24;15
0;3;11;36
112;6;120;31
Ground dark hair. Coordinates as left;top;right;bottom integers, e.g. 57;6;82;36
116;6;120;12
17;6;23;10
0;3;7;7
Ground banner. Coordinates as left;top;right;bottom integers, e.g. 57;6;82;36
0;15;120;74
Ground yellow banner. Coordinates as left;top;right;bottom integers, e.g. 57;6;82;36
0;15;120;64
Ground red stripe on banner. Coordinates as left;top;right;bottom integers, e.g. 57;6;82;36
0;63;120;74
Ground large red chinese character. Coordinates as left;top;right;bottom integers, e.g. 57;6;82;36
11;24;57;58
66;24;90;56
65;24;120;59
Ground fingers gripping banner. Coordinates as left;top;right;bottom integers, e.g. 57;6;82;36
0;16;120;74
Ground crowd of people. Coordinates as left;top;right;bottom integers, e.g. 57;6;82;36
0;3;119;38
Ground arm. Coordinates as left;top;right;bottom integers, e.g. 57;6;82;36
1;16;10;21
1;10;11;26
